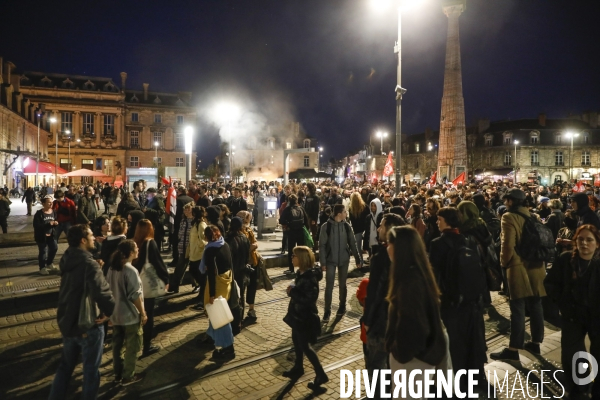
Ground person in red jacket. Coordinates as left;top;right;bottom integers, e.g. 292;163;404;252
53;189;77;241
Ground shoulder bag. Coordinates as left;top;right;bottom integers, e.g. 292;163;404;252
140;240;166;298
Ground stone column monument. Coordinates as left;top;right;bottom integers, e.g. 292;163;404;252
438;0;467;182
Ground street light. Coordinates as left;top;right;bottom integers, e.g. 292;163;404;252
154;141;160;165
514;140;519;184
214;102;241;180
184;126;194;185
566;131;579;182
318;146;323;171
375;131;388;155
47;117;57;187
35;112;41;189
66;135;79;172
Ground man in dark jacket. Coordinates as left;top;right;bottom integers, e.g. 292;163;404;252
77;186;98;225
280;194;309;275
571;192;600;229
472;193;500;240
196;184;212;209
227;187;247;216
49;224;114;400
363;214;404;375
303;183;321;249
144;188;165;246
22;187;35;216
100;183;112;215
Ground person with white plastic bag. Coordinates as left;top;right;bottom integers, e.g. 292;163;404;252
133;219;169;357
199;224;236;360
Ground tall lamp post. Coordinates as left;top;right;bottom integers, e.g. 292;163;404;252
47;117;57;187
376;131;388;155
318;147;323;171
513;140;519;184
35;112;41;188
566;131;579;182
184;126;194;185
154;141;159;166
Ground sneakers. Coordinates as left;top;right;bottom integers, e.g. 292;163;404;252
247;309;257;319
523;341;541;355
121;374;144;386
322;311;331;323
39;267;50;275
47;263;59;271
191;285;200;294
490;348;519;361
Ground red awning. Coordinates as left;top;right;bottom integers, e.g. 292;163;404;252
23;160;68;175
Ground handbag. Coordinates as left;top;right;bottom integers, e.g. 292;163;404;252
302;226;314;248
78;266;98;331
140;240;166;298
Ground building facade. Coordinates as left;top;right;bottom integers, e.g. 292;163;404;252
17;69;196;187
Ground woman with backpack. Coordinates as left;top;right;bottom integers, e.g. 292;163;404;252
545;224;600;399
282;246;328;391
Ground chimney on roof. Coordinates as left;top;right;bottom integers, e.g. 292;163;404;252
120;72;127;91
538;113;546;127
143;83;149;101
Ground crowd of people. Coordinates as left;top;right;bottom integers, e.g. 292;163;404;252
34;176;600;398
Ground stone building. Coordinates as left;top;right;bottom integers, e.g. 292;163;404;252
16;68;196;187
0;59;51;190
219;122;319;182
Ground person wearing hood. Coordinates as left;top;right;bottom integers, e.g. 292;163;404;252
49;224;115;399
571;192;600;230
319;204;362;322
363;198;382;256
126;210;145;240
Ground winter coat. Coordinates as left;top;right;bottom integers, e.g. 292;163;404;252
363;198;382;248
545;252;600;335
77;195;98;225
500;206;547;300
283;268;322;344
52;197;76;224
225;232;250;276
0;197;11;217
363;246;391;337
57;247;115;337
117;199;140;220
189;221;208;262
319;218;361;267
303;194;321;221
348;206;369;235
544;209;565;241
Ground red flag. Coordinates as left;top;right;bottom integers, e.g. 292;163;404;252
594;174;600;187
452;171;466;187
428;171;437;186
161;177;170;185
576;181;586;192
383;153;394;177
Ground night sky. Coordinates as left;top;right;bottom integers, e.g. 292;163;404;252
2;0;599;163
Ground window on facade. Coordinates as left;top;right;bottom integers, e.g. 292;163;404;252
504;137;511;145
154;157;162;167
304;140;310;149
530;134;539;144
154;114;162;123
82;159;94;170
60;158;71;171
286;142;292;150
83;113;94;134
130;131;139;147
175;133;183;149
504;151;512;166
176;115;184;125
104;159;113;176
103;114;114;135
415;143;420;153
555;151;563;166
583;132;590;144
62;112;73;132
531;150;539;165
153;132;163;147
485;136;493;146
131;112;139;122
175;157;184;167
582;151;591;166
249;154;255;166
555;134;562;145
130;156;139;167
303;156;310;167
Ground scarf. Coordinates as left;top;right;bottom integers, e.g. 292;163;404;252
199;236;225;274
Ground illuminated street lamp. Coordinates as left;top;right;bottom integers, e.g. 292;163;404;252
370;0;424;193
318;146;324;171
214;102;241;179
154;141;160;165
184;126;194;184
375;131;388;155
513;140;519;184
47;117;57;187
566;131;579;182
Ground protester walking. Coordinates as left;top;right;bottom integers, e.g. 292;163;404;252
22;187;35;216
280;194;309;275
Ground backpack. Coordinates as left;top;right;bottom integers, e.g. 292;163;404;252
513;211;555;262
288;206;305;230
443;235;487;305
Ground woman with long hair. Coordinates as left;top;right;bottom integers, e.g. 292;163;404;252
225;217;250;333
218;204;231;234
107;239;147;385
91;215;110;259
386;226;450;397
348;192;368;257
132;219;169;357
407;204;426;239
201;225;236;359
283;246;327;391
237;210;259;320
424;197;441;250
190;206;208;310
545;224;600;398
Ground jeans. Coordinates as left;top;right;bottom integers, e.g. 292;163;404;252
509;296;544;349
37;235;58;270
55;221;72;241
287;229;305;272
292;328;325;375
560;318;600;397
49;324;105;400
324;263;349;314
26;201;32;215
169;255;189;292
354;233;363;255
112;322;143;380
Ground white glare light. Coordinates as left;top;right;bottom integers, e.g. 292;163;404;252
370;0;392;12
184;126;194;155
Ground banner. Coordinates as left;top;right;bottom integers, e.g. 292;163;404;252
575;181;586;192
428;171;437;186
383;153;394;177
452;171;466;187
